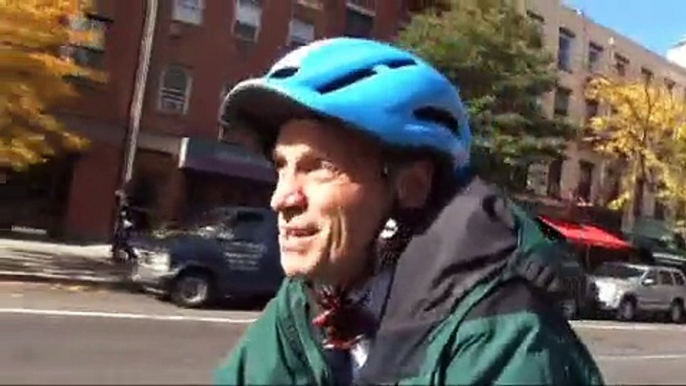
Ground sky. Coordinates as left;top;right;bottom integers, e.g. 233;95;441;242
562;0;686;57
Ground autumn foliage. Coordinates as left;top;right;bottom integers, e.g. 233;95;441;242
0;0;98;170
585;76;686;217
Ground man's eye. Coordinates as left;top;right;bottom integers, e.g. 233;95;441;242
311;159;339;178
320;160;337;172
272;157;285;171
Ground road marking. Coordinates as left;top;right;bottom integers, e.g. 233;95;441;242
571;321;686;332
596;353;686;361
0;307;258;324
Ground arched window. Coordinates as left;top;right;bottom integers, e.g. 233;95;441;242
158;65;192;114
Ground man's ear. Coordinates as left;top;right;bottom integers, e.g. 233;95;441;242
394;160;434;209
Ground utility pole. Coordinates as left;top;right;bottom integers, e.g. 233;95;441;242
111;0;158;239
120;0;159;187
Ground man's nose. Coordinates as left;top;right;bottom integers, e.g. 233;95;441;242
270;177;307;213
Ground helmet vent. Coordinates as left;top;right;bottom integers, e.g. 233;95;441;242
316;68;376;94
413;107;459;134
270;67;299;79
384;58;416;69
315;58;416;94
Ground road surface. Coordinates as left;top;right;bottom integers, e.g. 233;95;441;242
1;282;685;384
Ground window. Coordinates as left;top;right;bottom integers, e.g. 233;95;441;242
594;263;647;279
614;54;629;76
526;11;544;47
297;0;322;9
158;66;192;114
554;87;572;117
288;17;315;50
577;160;594;202
230;211;266;241
233;0;262;41
674;272;685;286
605;167;621;203
585;99;599;124
558;28;575;72
65;14;107;70
527;10;545;31
587;42;603;72
659;270;674;286
345;2;375;38
644;270;657;282
348;0;375;9
172;0;204;25
655;199;667;220
547;158;563;198
641;67;653;85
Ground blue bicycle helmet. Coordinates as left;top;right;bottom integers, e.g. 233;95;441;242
220;37;472;170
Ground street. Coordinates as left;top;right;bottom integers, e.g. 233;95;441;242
0;283;258;385
0;283;685;385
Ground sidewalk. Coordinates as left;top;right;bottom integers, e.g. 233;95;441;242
0;238;132;290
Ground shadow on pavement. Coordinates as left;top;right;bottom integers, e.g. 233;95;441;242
0;229;107;246
0;247;128;279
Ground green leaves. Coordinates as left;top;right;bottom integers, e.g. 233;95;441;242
397;0;573;191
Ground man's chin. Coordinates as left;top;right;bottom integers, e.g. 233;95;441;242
280;253;319;278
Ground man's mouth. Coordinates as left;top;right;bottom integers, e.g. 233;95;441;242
280;227;319;248
284;227;318;237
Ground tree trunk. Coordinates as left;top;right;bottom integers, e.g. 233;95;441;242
633;155;646;219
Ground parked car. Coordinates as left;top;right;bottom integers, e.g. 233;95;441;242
130;206;283;308
591;261;686;323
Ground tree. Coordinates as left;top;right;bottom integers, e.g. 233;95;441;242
585;76;686;221
0;0;99;170
396;0;575;192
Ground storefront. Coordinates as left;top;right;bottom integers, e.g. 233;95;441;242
174;137;276;223
0;154;78;237
538;216;645;271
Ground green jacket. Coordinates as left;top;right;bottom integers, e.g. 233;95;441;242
214;177;604;385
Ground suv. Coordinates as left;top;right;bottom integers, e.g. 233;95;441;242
591;262;686;323
130;206;283;308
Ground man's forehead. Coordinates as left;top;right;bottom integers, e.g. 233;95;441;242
272;119;381;165
276;119;379;150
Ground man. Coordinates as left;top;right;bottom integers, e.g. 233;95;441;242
111;189;135;262
214;37;603;385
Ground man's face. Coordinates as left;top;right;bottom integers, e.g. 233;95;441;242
270;119;390;286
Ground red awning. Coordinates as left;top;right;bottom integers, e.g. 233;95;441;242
539;216;632;250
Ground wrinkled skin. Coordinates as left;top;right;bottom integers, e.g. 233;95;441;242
270;119;392;287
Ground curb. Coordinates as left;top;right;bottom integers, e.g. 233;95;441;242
0;271;139;292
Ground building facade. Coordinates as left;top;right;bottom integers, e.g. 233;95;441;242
24;0;413;241
2;0;146;239
523;0;686;227
9;0;683;240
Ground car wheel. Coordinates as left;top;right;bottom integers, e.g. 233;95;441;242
617;297;636;321
170;270;215;308
669;300;685;324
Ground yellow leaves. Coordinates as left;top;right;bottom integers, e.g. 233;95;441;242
607;191;631;211
585;76;686;213
0;0;97;170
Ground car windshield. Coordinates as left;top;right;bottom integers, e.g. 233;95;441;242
593;263;646;279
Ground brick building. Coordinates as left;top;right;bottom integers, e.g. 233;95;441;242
2;0;146;239
522;0;686;228
19;0;682;241
16;0;415;241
